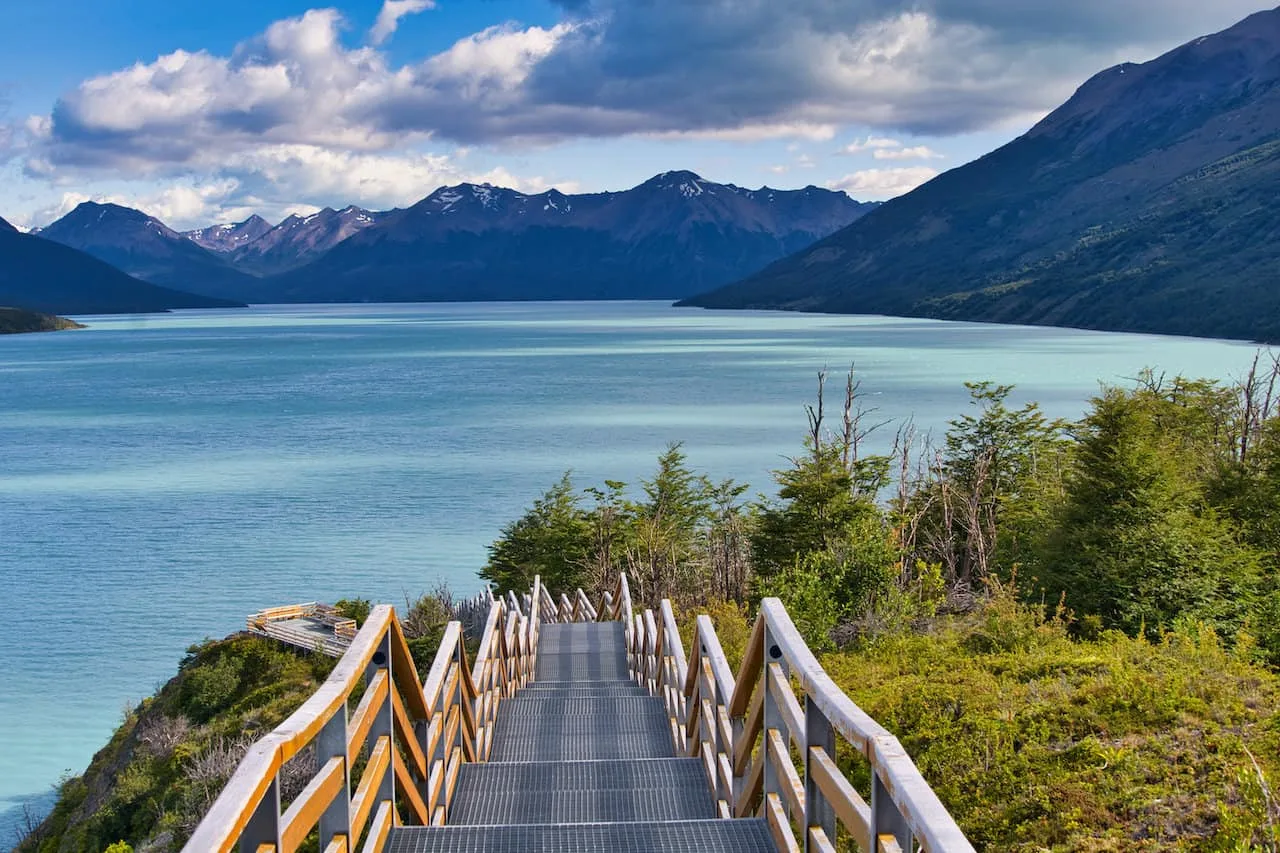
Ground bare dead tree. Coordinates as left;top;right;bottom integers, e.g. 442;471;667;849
136;713;192;759
12;800;51;850
806;369;827;458
182;734;256;829
890;420;931;574
1236;349;1280;464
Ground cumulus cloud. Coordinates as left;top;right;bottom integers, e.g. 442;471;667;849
827;167;940;199
27;180;241;229
37;10;576;173
369;0;435;46
7;0;1266;222
30;0;1266;173
522;0;1265;138
222;145;575;212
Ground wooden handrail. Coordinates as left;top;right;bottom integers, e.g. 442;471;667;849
184;578;542;853
191;570;969;852
620;589;975;853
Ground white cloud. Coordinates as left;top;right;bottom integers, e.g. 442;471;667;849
37;0;1266;173
841;136;901;154
26;180;239;229
8;0;1267;225
827;167;940;199
35;149;579;229
221;144;577;214
40;11;578;173
873;145;945;160
369;0;435;46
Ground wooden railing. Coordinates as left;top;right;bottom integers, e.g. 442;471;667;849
190;570;970;853
184;578;541;853
629;586;975;853
536;583;600;624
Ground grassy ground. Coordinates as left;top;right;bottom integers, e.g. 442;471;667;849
823;598;1280;851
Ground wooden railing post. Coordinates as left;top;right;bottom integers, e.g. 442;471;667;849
804;703;837;852
367;629;395;808
238;777;280;853
317;704;351;847
871;763;913;851
762;623;786;802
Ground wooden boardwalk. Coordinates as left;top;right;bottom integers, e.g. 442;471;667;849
246;603;357;657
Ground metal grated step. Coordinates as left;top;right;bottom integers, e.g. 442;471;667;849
387;819;777;852
451;757;709;792
489;717;674;761
535;651;630;681
449;760;717;824
537;622;625;652
500;696;666;717
518;683;647;697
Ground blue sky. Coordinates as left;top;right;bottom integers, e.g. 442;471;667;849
0;0;1270;229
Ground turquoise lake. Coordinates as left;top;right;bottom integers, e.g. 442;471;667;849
0;301;1262;838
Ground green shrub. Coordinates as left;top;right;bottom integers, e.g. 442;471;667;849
823;598;1280;850
335;597;372;627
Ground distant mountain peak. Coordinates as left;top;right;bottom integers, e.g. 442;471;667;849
184;214;274;252
3;214;245;314
66;201;155;226
651;169;704;182
637;170;716;199
0;215;16;233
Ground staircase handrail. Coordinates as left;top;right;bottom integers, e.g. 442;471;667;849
621;590;975;853
183;577;541;853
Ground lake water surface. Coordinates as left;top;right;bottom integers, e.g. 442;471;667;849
0;302;1261;838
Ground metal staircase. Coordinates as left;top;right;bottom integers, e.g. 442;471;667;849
183;575;975;853
387;621;776;851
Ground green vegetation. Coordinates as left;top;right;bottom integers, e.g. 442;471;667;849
18;584;462;853
0;306;85;334
22;363;1280;850
483;362;1280;847
826;596;1280;851
481;445;751;608
16;636;335;853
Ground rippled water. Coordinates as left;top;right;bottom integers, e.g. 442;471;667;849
0;302;1260;837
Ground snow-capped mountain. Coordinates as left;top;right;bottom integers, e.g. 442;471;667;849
260;172;875;303
184;215;273;252
35;173;874;305
218;206;385;276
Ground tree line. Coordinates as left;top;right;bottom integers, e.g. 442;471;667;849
482;358;1280;662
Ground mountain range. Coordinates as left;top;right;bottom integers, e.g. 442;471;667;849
264;173;875;302
9;7;1280;338
0;213;241;315
685;8;1280;343
186;206;386;277
32;174;871;305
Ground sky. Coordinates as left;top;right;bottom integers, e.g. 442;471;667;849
0;0;1271;230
